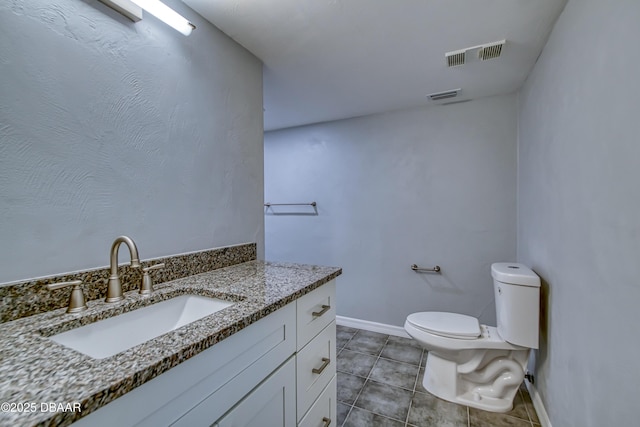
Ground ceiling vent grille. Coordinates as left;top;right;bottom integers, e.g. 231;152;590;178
446;49;466;67
478;40;506;61
445;39;507;66
427;88;460;101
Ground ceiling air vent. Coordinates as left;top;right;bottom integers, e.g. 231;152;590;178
478;40;506;61
427;88;461;101
444;39;507;66
446;49;466;67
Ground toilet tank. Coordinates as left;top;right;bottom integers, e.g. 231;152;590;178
492;263;541;349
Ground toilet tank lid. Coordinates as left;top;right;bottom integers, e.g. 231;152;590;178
491;263;540;287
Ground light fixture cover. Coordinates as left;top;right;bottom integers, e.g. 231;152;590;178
98;0;142;21
131;0;195;35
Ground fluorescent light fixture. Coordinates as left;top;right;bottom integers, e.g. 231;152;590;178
131;0;195;35
98;0;142;21
98;0;195;36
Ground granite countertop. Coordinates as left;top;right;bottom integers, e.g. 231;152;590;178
0;260;341;427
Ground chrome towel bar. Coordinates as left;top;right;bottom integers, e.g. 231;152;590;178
411;264;441;273
264;202;317;207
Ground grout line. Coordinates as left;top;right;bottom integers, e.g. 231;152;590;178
338;328;378;424
526;389;535;427
520;387;535;425
404;398;413;426
467;406;470;427
340;349;422;369
348;330;390;417
404;351;423;426
336;327;359;427
339;328;358;349
339;328;427;426
413;349;424;393
378;354;422;367
348;405;410;425
340;405;353;427
341;347;385;358
406;348;423;426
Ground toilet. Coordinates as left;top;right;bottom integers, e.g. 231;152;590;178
404;263;540;412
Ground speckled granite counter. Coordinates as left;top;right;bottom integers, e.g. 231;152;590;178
0;261;341;427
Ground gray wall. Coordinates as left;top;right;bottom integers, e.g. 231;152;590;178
0;0;264;284
517;0;640;425
265;95;517;326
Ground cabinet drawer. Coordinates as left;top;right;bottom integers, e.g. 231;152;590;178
296;321;336;420
298;376;336;427
214;357;296;427
297;280;336;349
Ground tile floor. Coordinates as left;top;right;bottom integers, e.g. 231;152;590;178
336;325;541;427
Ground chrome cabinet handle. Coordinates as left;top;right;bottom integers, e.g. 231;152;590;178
312;357;331;374
312;304;330;318
322;417;331;427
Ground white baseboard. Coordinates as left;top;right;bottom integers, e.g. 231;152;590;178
336;315;410;338
525;379;552;427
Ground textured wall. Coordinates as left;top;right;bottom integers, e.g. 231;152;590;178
0;0;264;284
518;1;640;425
265;95;517;326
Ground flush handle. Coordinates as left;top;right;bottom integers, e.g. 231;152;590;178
322;417;331;427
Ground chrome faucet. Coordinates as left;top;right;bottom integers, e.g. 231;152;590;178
106;236;141;302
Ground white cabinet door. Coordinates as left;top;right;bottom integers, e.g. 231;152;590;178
215;357;296;427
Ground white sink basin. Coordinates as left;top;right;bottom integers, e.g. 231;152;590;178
49;295;234;359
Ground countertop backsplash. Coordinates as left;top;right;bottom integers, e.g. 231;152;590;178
0;243;257;323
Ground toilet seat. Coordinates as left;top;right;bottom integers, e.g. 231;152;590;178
404;315;525;351
406;312;481;340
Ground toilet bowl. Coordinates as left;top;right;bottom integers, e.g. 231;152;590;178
404;263;540;413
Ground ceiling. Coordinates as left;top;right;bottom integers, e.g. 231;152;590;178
183;0;567;131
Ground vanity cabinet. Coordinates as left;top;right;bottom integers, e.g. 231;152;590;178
295;282;337;426
72;280;336;427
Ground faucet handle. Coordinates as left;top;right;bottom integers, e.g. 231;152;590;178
143;263;165;273
46;280;88;313
140;263;165;295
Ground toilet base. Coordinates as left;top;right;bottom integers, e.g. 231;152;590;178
422;349;527;413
